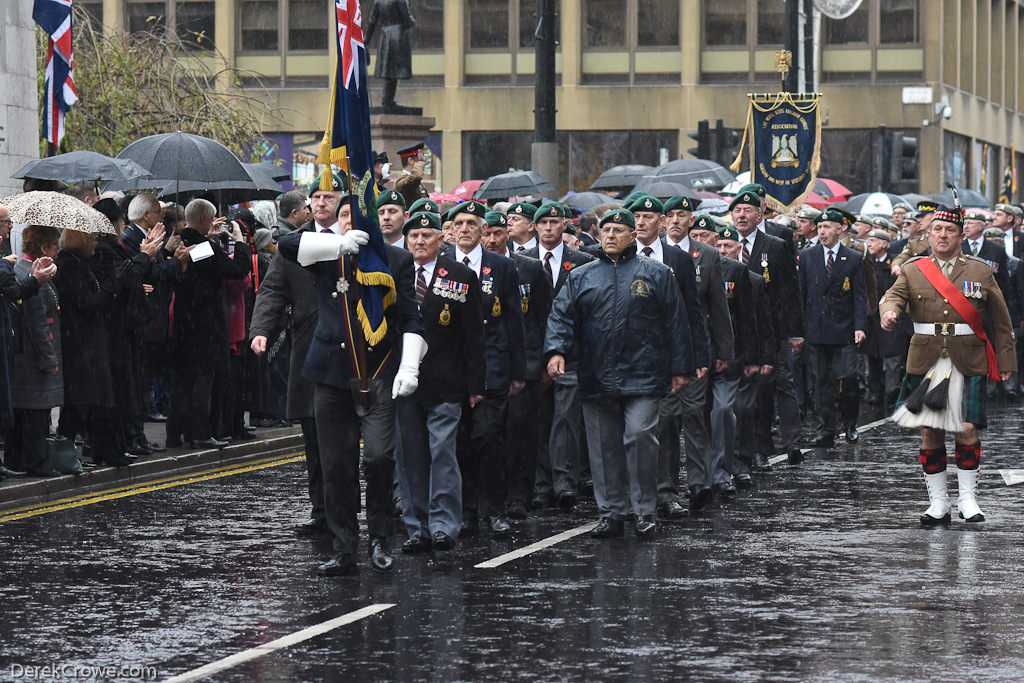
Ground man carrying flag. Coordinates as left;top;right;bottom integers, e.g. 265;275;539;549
278;0;425;577
34;0;78;148
881;189;1015;527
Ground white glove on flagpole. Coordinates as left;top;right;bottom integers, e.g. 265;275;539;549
392;333;428;399
296;230;369;266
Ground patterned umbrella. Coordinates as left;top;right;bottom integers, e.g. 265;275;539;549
0;191;115;234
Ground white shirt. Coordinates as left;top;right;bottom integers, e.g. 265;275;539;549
316;220;340;235
511;236;537;252
389;235;406;249
455;243;484;278
665;235;690;252
1004;228;1014;257
806;236;819;247
822;243;839;269
539;241;564;287
637;238;664;263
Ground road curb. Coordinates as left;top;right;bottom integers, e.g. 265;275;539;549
0;430;305;512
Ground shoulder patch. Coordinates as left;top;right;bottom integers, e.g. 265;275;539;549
904;255;926;264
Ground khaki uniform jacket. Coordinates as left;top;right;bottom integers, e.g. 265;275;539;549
891;234;930;268
879;254;1016;377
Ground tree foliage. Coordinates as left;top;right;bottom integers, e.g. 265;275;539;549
40;8;283;160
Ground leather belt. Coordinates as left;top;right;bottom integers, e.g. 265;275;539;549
913;322;973;336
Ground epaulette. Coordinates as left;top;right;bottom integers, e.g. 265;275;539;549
964;254;991;267
905;255;926;264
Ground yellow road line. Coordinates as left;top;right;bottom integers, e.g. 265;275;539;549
0;452;305;524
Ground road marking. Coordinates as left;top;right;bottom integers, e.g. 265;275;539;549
999;469;1024;486
475;522;597;569
162;603;395;683
0;452;305;524
768;417;893;465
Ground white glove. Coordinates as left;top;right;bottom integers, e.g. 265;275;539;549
392;333;428;399
338;229;369;255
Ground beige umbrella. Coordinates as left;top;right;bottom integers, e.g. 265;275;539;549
0;190;116;234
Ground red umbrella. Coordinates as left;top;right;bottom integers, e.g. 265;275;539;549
429;192;461;203
451;180;483;200
800;191;832;209
814;177;853;201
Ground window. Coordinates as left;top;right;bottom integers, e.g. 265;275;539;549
240;0;278;51
175;1;215;50
126;1;166;34
584;0;626;48
410;0;443;51
825;4;868;44
78;1;103;32
704;0;747;47
637;0;679;47
288;0;328;51
468;0;509;49
756;0;786;45
519;1;561;49
879;0;918;44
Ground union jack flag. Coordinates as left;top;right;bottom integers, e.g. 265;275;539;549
34;0;78;147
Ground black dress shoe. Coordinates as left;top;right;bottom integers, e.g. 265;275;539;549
788;448;804;465
752;453;773;472
166;437;183;448
0;465;27;478
230;431;258;442
431;531;456;551
368;537;394;573
920;511;952;526
656;501;688;520
127;443;153;456
713;481;737;499
486;515;511;535
733;473;754;490
811;433;835;448
634;515;656;538
317;552;358;577
146;440;166;452
688;484;713;511
590;517;625;539
577;479;594;498
531;492;554;510
557;490;577;509
507;500;529;520
459;515;479;538
401;535;432;554
294;519;328;536
190;437;228;449
845;427;859;443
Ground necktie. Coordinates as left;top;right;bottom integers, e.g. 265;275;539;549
517;245;525;252
543;251;554;282
321;228;332;234
672;243;682;250
972;240;980;254
463;256;471;267
941;260;953;280
741;238;751;264
642;246;654;257
415;266;427;307
825;249;834;277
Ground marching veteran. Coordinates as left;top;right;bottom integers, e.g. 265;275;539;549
881;194;1016;526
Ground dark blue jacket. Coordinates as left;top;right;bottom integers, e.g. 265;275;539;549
545;243;694;399
798;243;867;346
278;233;422;389
656;237;710;370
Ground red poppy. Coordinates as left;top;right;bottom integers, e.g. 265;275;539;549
691;250;699;259
563;262;572;271
437;268;448;277
482;266;492;275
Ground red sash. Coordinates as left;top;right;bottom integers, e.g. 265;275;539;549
915;258;1001;381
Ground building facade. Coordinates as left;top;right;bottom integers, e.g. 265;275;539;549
79;0;1024;199
0;3;41;198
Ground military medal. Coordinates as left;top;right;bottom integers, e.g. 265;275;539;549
519;283;530;314
439;303;451;327
332;277;349;298
724;281;734;299
760;253;768;268
842;276;851;292
481;277;493;295
492;296;502;317
694;265;702;283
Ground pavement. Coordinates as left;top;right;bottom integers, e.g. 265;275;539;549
3;401;1024;682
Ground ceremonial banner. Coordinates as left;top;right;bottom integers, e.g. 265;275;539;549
998;146;1016;204
731;93;822;209
318;0;395;346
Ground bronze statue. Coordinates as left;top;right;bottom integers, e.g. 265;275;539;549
364;0;415;111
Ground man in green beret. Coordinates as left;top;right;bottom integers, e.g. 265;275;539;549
734;183;795;255
891;200;938;272
377;189;409;249
308;169;347;197
408;197;439;216
507;201;539;254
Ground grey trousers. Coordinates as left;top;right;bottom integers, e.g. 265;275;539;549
709;371;741;482
313;381;395;556
537;374;582;498
582;395;659;520
395;397;463;541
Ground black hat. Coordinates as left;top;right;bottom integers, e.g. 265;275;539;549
226;207;265;235
372;150;389;164
93;197;123;226
397;142;425;159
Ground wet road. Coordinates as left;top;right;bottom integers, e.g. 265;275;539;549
3;403;1024;682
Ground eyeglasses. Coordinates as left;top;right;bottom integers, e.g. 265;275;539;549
0;218;12;225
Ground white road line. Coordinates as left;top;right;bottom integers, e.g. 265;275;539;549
475;522;598;569
163;603;395;683
999;469;1024;486
768;417;894;465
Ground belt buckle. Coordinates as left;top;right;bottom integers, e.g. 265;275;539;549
936;322;953;336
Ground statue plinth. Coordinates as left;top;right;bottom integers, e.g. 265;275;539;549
371;111;437;191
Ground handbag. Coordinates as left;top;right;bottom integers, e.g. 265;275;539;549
46;435;83;475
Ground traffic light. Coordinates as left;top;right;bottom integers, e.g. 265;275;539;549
688;120;710;159
888;131;919;192
714;119;741;167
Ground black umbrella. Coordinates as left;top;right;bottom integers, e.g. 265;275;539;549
640;159;736;192
474;170;555;200
928;189;991;209
246;160;291;182
13;151;152;182
588;165;654;191
150;163;285;204
109;131;251;196
629;179;701;201
559;192;622;211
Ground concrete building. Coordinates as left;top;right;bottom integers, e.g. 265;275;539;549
71;1;1024;200
0;3;41;197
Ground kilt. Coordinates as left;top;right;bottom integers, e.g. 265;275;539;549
897;373;987;429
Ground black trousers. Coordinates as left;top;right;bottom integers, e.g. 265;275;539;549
5;408;50;472
457;391;509;519
167;371;215;443
314;382;395;556
300;417;325;523
505;380;540;505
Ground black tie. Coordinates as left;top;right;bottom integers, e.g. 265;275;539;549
517;245;525;252
415;266;427;307
826;249;834;277
642;246;653;257
543;252;554;282
463;256;471;267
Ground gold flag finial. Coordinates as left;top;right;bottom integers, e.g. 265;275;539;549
774;49;792;90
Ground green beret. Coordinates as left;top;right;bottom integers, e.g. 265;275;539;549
716;225;740;241
729;190;761;211
449;200;488;220
629;194;664;215
599;209;635;230
621;191;645;207
507;201;538;218
485;210;508;228
403;211;441;235
408;197;439;215
308;170;346;196
692;215;718;233
738;183;767;199
375;189;406;210
816;207;855;226
663;195;700;213
534;202;569;222
867;228;890;241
